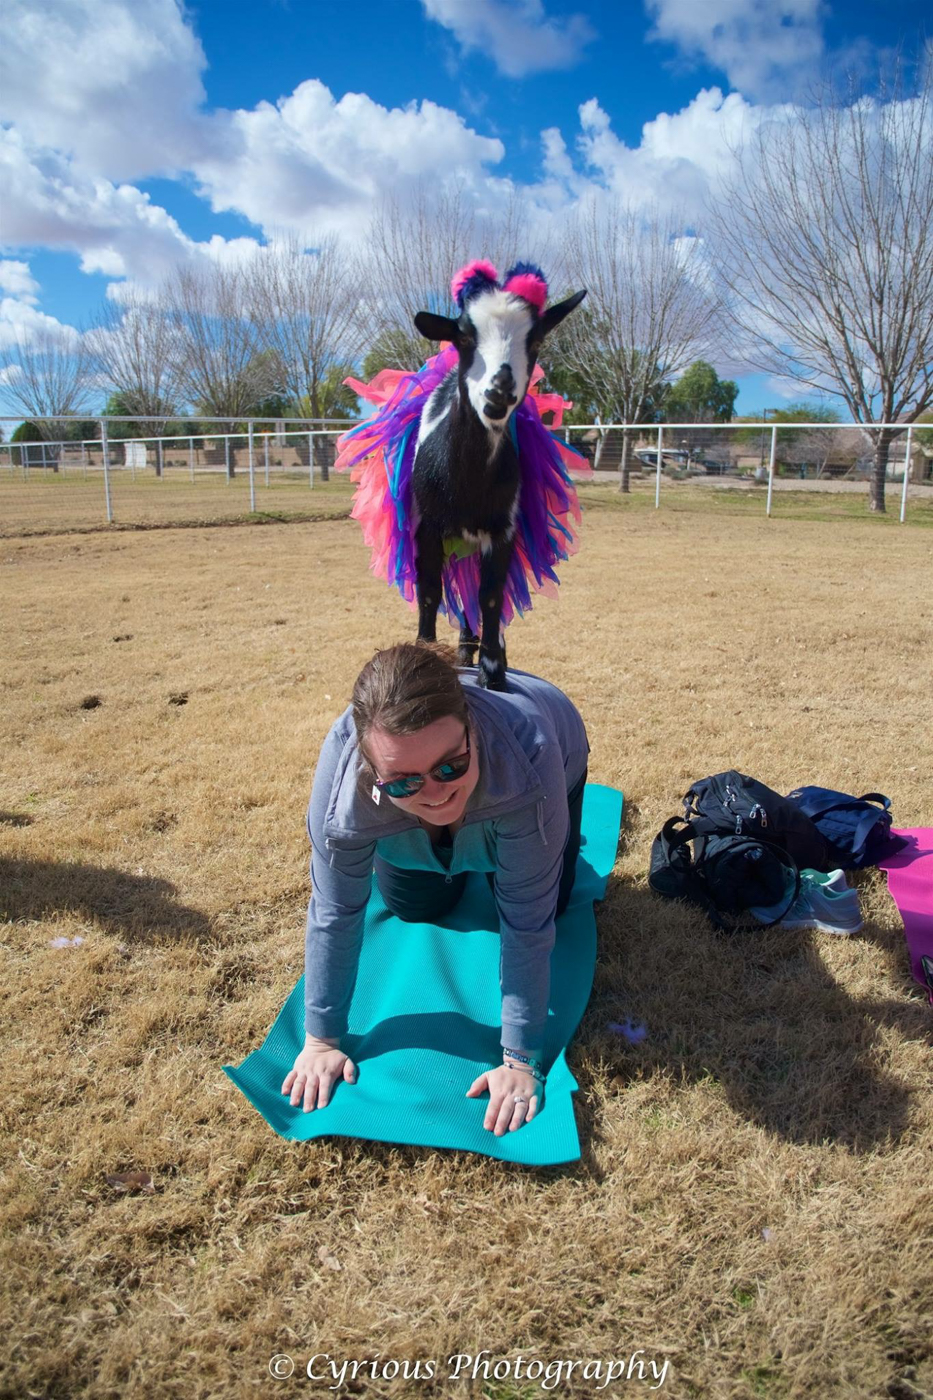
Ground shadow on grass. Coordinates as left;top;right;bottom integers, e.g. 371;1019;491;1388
0;854;211;943
570;874;931;1160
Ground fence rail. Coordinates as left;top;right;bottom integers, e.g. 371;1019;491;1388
1;416;930;535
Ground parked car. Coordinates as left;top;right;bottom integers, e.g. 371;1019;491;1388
634;448;690;469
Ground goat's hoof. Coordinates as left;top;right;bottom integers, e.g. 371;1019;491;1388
478;656;507;691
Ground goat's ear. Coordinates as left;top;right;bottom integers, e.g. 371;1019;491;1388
414;311;461;343
537;289;587;338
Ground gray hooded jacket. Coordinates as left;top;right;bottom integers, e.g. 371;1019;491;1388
304;668;589;1056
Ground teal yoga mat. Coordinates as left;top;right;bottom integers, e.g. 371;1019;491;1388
223;783;622;1164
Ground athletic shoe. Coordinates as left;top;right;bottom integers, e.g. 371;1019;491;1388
778;868;863;935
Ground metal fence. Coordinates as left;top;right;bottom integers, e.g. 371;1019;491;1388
1;416;930;536
0;419;355;534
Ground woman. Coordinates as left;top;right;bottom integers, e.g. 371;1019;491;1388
282;642;589;1137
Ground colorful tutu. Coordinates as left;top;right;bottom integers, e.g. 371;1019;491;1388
335;345;592;636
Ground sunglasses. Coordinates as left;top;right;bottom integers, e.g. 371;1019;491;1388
372;727;472;799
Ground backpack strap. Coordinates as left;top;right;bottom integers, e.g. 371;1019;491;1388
649;819;724;927
856;793;891;811
850;803;893;860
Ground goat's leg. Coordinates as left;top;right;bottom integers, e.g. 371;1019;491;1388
458;625;479;667
477;538;513;691
415;523;444;643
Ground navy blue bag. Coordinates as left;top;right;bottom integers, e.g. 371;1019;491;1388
682;771;830;870
785;787;906;869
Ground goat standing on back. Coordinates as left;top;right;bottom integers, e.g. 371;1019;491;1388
336;261;587;690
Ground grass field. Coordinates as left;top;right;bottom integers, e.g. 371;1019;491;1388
3;469;932;538
1;498;931;1399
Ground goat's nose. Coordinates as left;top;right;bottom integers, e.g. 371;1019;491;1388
486;365;517;405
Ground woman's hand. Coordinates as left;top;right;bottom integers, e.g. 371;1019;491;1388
281;1035;357;1112
466;1064;543;1135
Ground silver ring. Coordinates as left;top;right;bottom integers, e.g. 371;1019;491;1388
512;1094;528;1104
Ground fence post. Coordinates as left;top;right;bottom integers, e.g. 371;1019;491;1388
189;436;195;482
899;424;913;524
100;419;113;524
264;433;270;486
655;425;663;508
766;424;778;517
41;440;48;475
308;431;315;488
248;419;256;513
225;435;231;483
82;441;88;480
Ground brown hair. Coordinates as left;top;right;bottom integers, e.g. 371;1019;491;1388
352;642;469;767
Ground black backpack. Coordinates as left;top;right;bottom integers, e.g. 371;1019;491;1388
650;818;800;928
648;771;830;927
681;771;831;869
786;786;906;869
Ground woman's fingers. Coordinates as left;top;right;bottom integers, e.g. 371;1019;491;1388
310;1070;335;1110
284;1054;358;1109
496;1091;529;1136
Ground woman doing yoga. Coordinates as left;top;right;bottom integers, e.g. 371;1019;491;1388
283;642;589;1136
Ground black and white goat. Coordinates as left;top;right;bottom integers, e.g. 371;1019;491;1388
412;261;585;691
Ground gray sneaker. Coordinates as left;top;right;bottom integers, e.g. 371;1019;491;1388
778;869;863;935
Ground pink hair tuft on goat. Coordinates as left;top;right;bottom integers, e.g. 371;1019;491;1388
502;271;548;311
450;260;500;306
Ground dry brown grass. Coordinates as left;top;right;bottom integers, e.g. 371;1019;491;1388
1;496;931;1400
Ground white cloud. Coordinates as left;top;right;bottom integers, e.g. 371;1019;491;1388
0;260;40;303
645;0;827;100
193;81;506;235
0;296;80;350
0;0;209;180
422;0;595;78
529;88;786;223
0;127;264;289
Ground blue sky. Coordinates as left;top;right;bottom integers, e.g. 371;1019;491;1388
1;0;930;414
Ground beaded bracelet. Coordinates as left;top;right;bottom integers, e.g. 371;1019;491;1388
502;1047;544;1072
503;1051;546;1085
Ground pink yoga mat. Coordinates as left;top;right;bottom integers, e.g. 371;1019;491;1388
878;829;933;1005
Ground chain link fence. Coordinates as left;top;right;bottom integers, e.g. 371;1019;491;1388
0;420;355;535
1;418;931;536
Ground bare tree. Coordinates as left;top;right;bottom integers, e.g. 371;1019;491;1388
246;233;364;478
85;291;181;475
163;259;278;477
555;201;719;491
364;181;560;371
709;66;933;511
166;259;275;415
249;233;363;412
365;181;481;371
0;329;92;450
